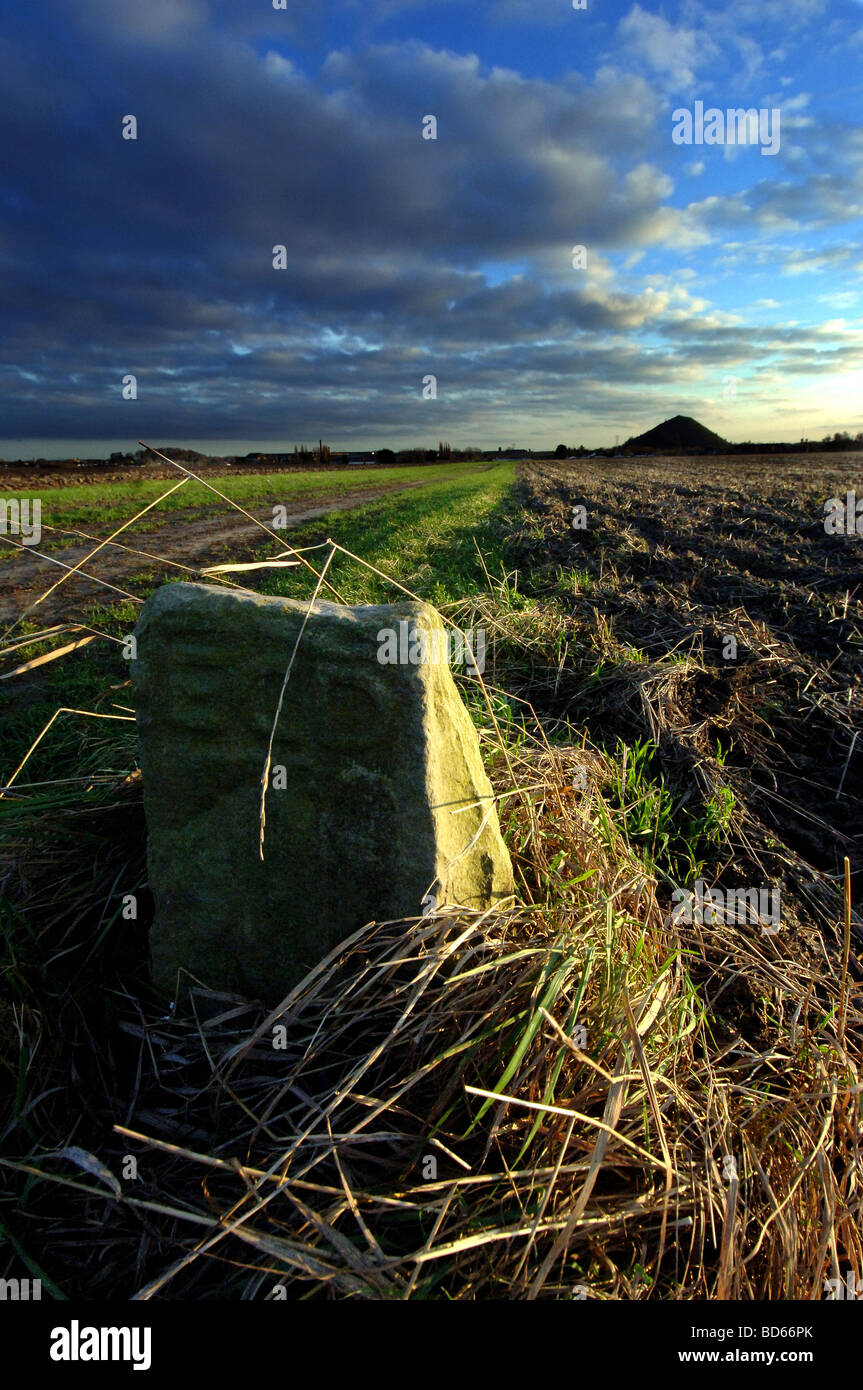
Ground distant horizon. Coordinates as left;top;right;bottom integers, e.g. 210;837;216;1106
1;424;860;464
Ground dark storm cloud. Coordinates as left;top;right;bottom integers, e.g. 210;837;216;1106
0;18;682;443
0;4;857;447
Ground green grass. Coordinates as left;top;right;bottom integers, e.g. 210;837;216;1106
0;461;489;537
596;735;736;885
0;464;516;788
258;463;515;607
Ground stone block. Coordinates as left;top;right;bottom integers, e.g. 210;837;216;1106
131;582;513;1001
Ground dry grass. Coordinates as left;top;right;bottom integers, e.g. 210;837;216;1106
2;702;860;1301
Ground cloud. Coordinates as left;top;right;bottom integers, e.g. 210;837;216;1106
781;246;857;275
1;11;858;448
616;5;712;91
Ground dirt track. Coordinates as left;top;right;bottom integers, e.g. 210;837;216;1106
0;476;448;624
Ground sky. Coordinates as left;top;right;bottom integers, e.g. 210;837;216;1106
1;0;862;457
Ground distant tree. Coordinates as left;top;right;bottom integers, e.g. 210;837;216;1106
377;448;396;464
554;443;568;458
438;440;452;459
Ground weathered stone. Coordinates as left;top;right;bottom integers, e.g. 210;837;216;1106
131;582;513;1002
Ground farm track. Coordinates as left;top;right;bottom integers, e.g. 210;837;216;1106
0;469;491;624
